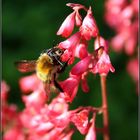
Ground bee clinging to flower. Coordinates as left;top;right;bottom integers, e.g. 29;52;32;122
15;46;67;98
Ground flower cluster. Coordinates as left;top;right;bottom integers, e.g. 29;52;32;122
57;3;115;102
105;0;138;55
1;81;25;140
105;0;138;92
2;3;115;140
1;80;100;140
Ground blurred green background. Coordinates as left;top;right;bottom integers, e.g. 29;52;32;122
2;0;138;140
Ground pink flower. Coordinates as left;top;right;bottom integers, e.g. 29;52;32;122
28;127;63;140
48;96;69;116
70;56;92;93
75;10;82;26
50;112;71;128
19;74;41;94
127;58;138;83
105;0;138;55
60;130;74;140
124;21;138;55
57;11;76;38
75;40;88;59
2;104;18;128
85;115;96;140
132;0;138;13
66;3;86;26
58;32;81;50
47;96;71;128
71;109;89;134
61;49;73;62
71;56;91;76
1;81;9;102
111;21;138;55
20;106;50;132
92;51;115;76
2;3;118;139
111;33;125;52
3;127;25;140
58;32;81;64
60;60;91;99
105;0;126;28
81;73;89;93
22;88;47;109
94;36;109;53
59;75;80;102
80;7;99;40
70;55;91;93
57;3;87;38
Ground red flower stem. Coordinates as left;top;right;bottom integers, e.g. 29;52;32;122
100;75;110;140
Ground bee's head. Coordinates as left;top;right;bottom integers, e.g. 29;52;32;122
42;47;64;56
41;47;64;65
53;47;64;56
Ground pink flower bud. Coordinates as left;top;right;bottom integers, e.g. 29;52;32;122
80;7;99;40
57;11;76;38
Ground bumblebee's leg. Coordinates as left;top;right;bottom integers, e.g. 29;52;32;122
53;55;64;66
54;80;63;92
53;73;63;92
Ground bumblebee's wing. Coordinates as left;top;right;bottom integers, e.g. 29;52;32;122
15;60;36;73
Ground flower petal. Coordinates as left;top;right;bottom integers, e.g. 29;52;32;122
57;11;76;38
81;75;89;93
80;7;99;40
59;76;79;102
71;56;91;76
85;114;96;140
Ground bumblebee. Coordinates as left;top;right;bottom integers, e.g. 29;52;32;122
15;46;67;96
